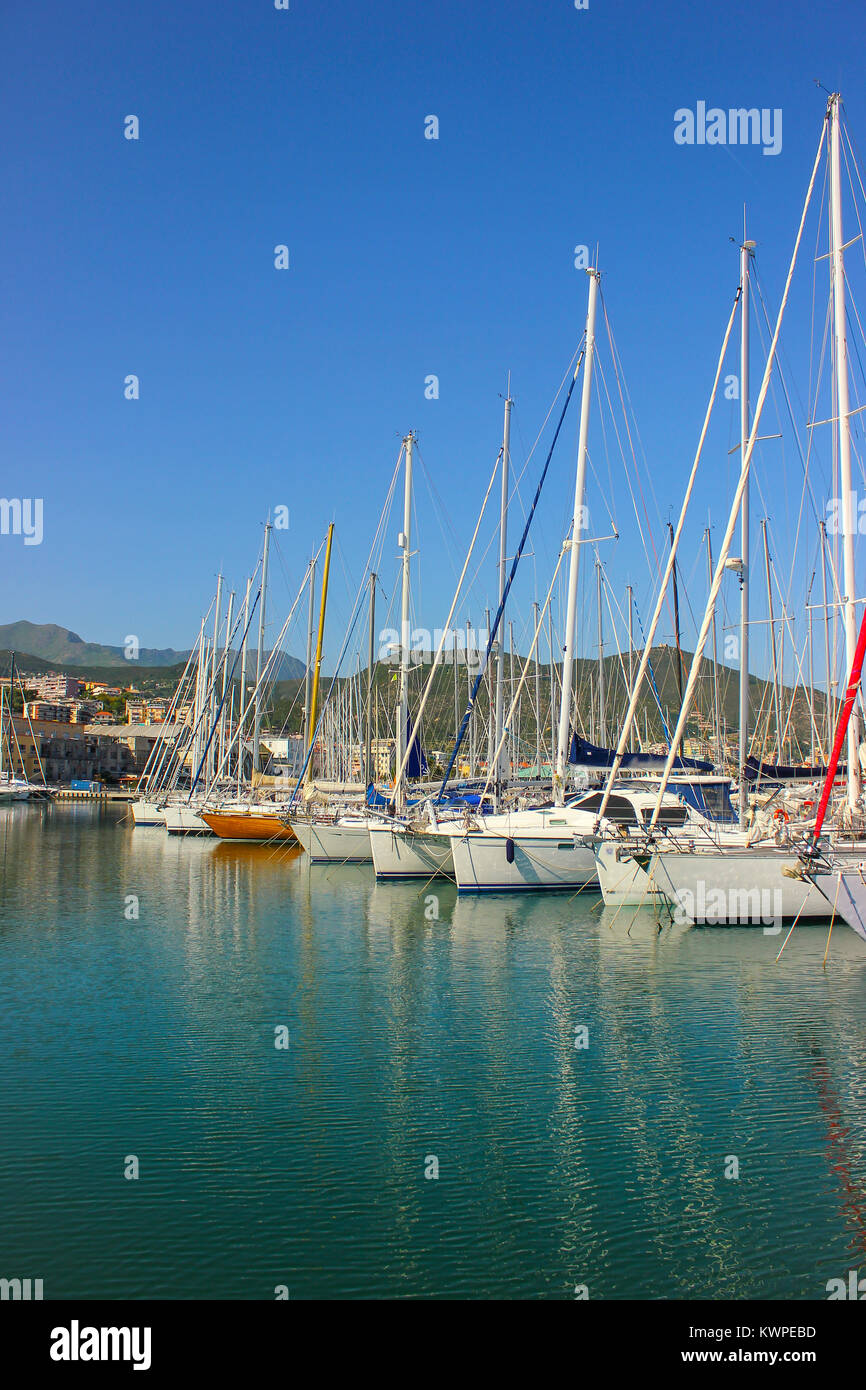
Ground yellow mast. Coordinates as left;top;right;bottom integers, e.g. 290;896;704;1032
305;522;334;783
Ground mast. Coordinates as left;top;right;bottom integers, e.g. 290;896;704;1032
466;618;473;778
548;605;556;771
626;585;635;752
395;435;413;812
668;522;684;707
554;264;601;804
253;523;271;778
705;528;722;765
485;606;494;776
508;619;515;774
820;519;832;753
306;522;334;784
365;571;376;788
596;557;606;744
494;383;513;799
533;599;542;775
207;574;223;785
303;552;316;747
216;588;234;783
762;520;783;759
737;234;754;817
828;92;861;810
237;577;251;796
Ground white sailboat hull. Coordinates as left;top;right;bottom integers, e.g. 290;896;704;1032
648;845;866;923
811;868;866;942
292;817;373;863
447;825;598;892
369;823;454;879
593;838;664;906
163;804;212;836
131;800;165;827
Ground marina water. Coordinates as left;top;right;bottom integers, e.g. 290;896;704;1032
2;802;865;1300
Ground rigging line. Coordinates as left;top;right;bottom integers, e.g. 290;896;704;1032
598;561;633;705
590;354;619;535
647;112;828;830
413;442;466;584
477;538;570;803
841;122;866;279
600;293;666;563
752;263;833;595
391;446;503;792
436;348;584;799
506;344;584;502
586;356;625;536
631;597;673;743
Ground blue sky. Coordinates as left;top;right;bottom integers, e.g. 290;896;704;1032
2;0;865;686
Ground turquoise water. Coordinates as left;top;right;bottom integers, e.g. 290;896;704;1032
1;801;865;1300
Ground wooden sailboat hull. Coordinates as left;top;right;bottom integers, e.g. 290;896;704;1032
200;809;296;842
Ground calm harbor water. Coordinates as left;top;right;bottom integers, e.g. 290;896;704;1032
1;801;866;1300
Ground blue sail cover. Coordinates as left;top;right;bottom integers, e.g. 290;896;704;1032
742;755;838;783
406;712;428;778
568;733;713;774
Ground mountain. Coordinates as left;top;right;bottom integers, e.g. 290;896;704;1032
0;621;305;678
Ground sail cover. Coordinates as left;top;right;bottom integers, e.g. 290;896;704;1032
568;733;713;773
742;755;841;783
406;711;428;778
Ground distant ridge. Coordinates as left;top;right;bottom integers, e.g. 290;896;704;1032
0;621;305;678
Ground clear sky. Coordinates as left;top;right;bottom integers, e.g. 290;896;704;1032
2;0;864;682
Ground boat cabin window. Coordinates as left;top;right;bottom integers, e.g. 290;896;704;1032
572;792;639;825
641;805;688;827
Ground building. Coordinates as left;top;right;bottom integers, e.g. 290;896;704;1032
24;700;73;723
23;698;102;724
7;718;43;781
83;723;181;775
25;674;83;701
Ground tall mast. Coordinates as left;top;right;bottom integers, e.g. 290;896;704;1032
208;574;223;784
508;619;515;774
303;552;316;747
626;585;635;751
253;523;271;778
668;523;684;707
533;599;542;775
705;529;722;765
216;588;234;784
828;92;861;810
596;557;605;744
395;435;413;813
762;520;783;760
365;571;376;788
820;520;832;753
306;523;334;784
485;606;494;775
494;382;513;800
737;234;754;817
237;577;251;795
554;264;601;804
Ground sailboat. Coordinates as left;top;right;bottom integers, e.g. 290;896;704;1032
418;266;610;891
602;93;866;924
0;683;35;801
202;521;305;844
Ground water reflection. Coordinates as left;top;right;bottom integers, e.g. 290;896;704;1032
1;805;866;1297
